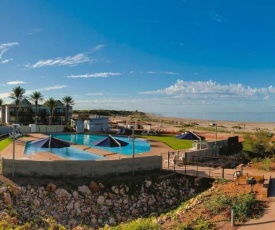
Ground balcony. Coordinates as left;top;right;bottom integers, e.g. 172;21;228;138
18;111;34;116
55;112;66;116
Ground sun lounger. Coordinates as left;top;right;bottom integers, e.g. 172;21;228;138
141;130;149;135
120;129;125;135
9;131;22;139
116;129;121;134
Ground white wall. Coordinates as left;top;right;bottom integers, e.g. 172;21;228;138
2;156;162;177
85;117;109;132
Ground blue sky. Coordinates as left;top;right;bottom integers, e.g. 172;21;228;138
1;0;275;119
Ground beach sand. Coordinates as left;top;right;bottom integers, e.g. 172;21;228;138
111;114;275;142
145;114;275;133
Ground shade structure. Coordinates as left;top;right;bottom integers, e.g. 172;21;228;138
92;135;129;147
175;131;205;140
31;136;70;148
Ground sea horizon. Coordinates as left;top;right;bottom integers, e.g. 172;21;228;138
157;111;275;123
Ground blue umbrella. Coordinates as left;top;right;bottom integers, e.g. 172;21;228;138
175;131;205;140
92;135;129;147
31;135;70;148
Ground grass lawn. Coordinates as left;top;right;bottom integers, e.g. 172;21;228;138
0;138;12;151
139;134;193;150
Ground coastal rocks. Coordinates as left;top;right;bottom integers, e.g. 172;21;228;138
32;199;40;207
55;188;71;198
111;185;129;195
10;185;20;196
97;195;105;205
46;183;57;192
78;185;91;196
89;181;100;193
3;192;12;204
0;186;8;194
145;180;152;188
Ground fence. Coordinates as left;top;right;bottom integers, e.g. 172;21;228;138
0;125;65;135
162;151;242;179
164;158;228;178
2;156;162;177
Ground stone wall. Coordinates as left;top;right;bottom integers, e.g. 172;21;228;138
2;156;162;177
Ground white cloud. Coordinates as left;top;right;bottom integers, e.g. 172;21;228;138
25;85;68;97
87;93;104;96
146;71;178;75
26;44;105;68
26;53;93;68
24;85;68;98
70;80;275;118
7;80;26;85
139;79;275;99
0;42;18;59
39;85;68;91
92;44;105;52
1;58;13;64
66;72;121;78
0;92;10;98
164;71;177;75
209;12;223;23
27;28;42;35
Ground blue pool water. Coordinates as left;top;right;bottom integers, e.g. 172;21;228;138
51;133;150;155
24;142;105;160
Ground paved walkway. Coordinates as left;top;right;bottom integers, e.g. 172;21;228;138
164;163;275;229
237;177;275;230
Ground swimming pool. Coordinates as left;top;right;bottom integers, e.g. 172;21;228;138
51;133;151;155
24;142;105;160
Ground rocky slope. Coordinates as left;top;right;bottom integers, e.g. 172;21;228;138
0;172;213;229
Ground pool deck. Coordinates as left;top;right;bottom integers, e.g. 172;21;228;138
0;133;173;161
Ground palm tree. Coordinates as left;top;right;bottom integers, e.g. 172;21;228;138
44;97;57;125
9;86;25;123
62;96;75;123
29;91;43;124
0;98;4;125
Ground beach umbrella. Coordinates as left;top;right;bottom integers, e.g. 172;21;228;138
176;131;205;149
92;134;129;147
93;135;129;174
31;135;70;148
175;131;204;140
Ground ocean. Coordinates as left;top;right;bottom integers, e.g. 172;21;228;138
159;112;275;123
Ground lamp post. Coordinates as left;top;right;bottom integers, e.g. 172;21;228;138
215;123;218;156
12;125;15;177
132;127;135;175
211;123;218;156
12;123;20;177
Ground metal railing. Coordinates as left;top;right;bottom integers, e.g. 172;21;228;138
162;151;240;179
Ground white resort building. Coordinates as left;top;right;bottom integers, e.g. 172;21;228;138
0;99;72;126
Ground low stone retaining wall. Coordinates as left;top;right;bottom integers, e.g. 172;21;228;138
2;156;162;177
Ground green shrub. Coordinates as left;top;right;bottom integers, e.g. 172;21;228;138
253;157;275;172
111;218;161;230
214;178;230;184
193;219;213;230
206;192;264;222
232;125;242;130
